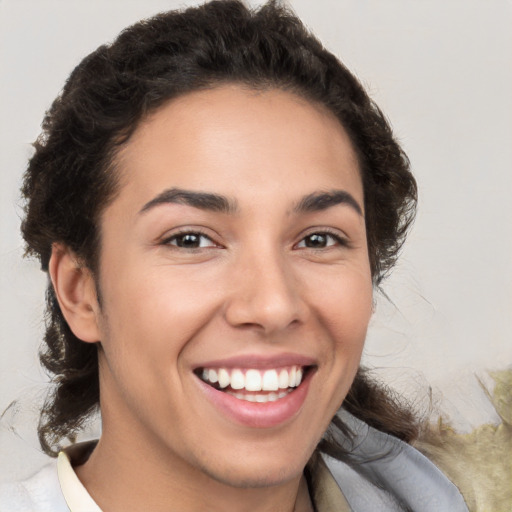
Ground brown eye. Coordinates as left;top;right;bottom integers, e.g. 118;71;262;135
165;232;216;249
304;233;328;248
297;232;340;249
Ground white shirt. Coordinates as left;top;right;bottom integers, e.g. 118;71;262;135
0;449;100;512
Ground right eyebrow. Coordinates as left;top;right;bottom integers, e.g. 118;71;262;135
139;188;238;215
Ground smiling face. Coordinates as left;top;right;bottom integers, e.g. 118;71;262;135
84;86;373;489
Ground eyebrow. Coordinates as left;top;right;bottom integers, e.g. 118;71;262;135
139;188;238;215
294;190;363;216
139;187;362;217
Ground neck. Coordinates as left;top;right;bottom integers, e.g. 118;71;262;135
74;428;313;512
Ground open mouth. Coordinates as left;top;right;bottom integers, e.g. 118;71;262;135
195;365;314;403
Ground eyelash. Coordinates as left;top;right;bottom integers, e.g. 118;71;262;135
161;228;349;251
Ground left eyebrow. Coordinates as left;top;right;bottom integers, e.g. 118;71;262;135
139;188;238;215
294;190;363;216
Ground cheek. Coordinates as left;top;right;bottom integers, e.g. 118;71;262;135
313;265;373;341
98;263;220;366
310;265;373;400
305;268;372;429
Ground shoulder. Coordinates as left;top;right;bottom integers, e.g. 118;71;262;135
321;410;469;512
0;461;69;512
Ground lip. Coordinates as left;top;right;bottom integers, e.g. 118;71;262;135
195;365;316;429
193;352;317;370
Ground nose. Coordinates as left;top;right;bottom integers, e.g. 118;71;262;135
223;246;308;335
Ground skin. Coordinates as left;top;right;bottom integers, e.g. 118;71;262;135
50;85;373;512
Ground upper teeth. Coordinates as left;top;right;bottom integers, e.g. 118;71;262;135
201;366;304;391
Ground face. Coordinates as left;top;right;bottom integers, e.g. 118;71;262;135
92;86;372;487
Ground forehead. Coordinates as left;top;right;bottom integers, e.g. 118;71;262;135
112;85;363;211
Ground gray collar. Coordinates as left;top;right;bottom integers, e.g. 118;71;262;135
320;410;469;511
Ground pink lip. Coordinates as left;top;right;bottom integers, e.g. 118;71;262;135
194;352;316;370
195;367;315;429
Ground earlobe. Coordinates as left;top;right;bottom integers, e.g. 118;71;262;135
49;243;101;343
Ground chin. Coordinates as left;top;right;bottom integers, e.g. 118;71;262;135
200;459;306;489
182;437;313;490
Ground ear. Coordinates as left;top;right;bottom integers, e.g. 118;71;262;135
49;243;101;343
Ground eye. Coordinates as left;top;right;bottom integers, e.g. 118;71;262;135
163;232;217;249
296;232;345;249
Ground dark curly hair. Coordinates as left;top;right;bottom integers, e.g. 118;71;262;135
21;0;418;456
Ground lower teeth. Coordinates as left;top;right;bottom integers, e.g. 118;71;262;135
225;390;291;402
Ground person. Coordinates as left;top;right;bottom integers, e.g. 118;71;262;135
0;1;468;510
